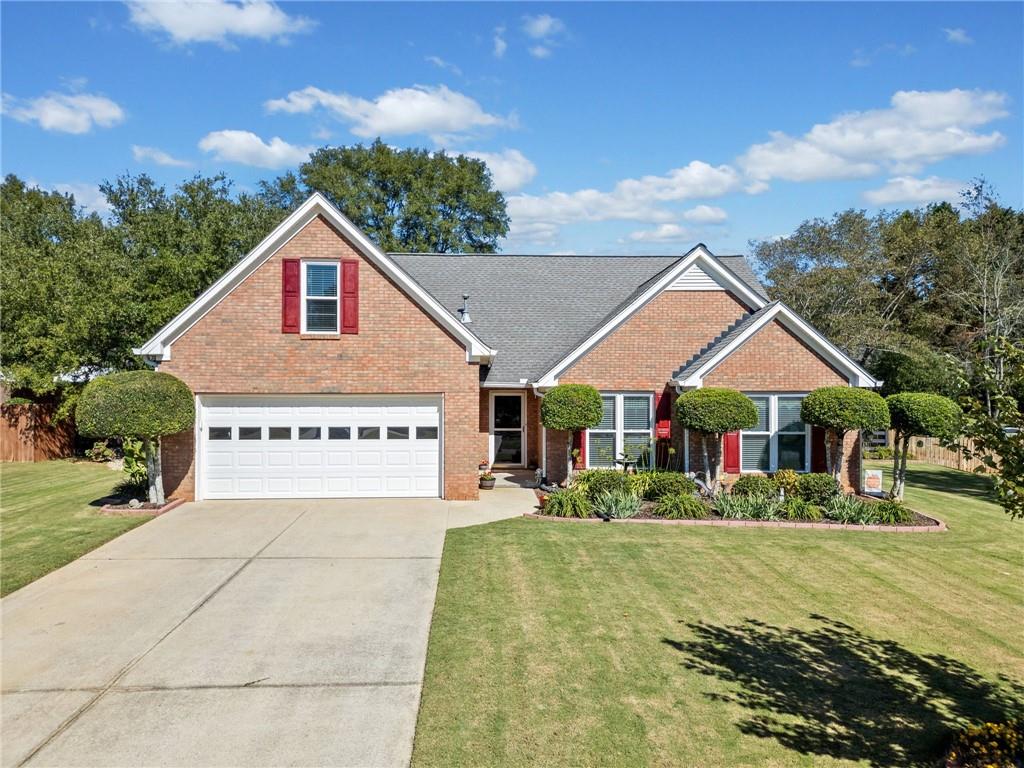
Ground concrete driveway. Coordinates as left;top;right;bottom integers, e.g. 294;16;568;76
0;489;532;768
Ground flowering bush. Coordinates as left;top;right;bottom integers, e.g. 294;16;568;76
945;719;1022;767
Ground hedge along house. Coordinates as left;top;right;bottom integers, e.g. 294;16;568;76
135;193;879;502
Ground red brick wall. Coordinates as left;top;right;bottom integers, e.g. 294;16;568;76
703;321;848;390
158;215;482;500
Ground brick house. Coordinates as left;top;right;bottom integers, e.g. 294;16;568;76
136;193;878;502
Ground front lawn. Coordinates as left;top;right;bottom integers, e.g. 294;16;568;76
413;463;1024;767
0;460;150;596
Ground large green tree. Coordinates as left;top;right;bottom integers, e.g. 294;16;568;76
260;140;510;252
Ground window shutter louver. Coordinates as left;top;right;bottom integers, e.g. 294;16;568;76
723;431;740;474
341;259;359;334
282;259;300;333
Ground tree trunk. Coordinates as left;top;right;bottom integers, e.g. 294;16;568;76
895;435;910;501
701;433;715;493
824;430;834;477
144;436;165;506
831;431;845;485
565;432;574;487
890;432;903;499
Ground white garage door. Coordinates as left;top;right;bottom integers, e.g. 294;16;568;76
199;395;442;499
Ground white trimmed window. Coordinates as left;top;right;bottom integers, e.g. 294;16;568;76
587;393;653;469
302;261;339;333
740;394;810;473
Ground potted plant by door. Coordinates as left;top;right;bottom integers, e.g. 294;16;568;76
479;471;496;490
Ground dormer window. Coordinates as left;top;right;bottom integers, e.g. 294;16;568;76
302;261;339;333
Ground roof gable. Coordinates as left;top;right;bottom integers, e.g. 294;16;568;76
134;194;495;362
671;302;879;388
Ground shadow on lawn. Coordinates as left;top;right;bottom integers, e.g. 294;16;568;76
664;615;1023;767
902;464;996;501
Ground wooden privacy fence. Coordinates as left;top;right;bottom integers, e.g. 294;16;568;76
0;404;76;462
884;430;996;474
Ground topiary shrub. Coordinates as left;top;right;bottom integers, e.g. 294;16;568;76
76;371;194;505
797;473;841;505
731;475;778;498
773;468;800;499
675;388;758;493
572;469;631;500
801;387;889;484
886;392;961;500
644;471;697;500
593;488;642;519
540;384;604;482
542;488;593;518
652;493;709;520
781;497;822;521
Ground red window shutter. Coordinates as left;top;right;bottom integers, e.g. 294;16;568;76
655;387;673;439
811;426;828;473
573;430;586;468
282;259;300;333
723;431;740;474
341;259;359;334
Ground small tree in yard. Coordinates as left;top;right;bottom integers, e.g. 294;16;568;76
801;387;889;485
886;393;961;500
540;384;604;484
675;388;758;493
76;371;194;505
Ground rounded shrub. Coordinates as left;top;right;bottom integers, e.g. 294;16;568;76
797;473;841;505
652;493;709;520
572;469;632;500
773;468;800;499
540;384;604;431
646;471;697;500
886;393;961;441
543;488;592;518
675;388;759;434
77;371;194;439
731;475;778;498
800;386;890;434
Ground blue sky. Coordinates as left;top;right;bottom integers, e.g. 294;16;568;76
2;1;1021;255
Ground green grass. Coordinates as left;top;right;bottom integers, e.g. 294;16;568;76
0;460;149;596
413;463;1024;768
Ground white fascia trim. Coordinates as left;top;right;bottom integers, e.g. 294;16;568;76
671;302;880;389
532;245;767;387
135;192;496;363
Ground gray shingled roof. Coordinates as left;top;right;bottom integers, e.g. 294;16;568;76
671;302;779;380
388;252;766;384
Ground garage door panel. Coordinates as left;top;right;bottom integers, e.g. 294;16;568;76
201;396;441;499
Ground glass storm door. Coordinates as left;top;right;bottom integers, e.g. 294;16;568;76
492;394;524;466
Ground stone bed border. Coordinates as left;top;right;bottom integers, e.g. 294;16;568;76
99;498;185;517
523;510;946;533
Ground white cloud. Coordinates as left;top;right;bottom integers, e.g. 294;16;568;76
2;91;124;134
507;160;741;242
53;182;111;216
493;25;507;58
628;223;691;243
849;42;915;67
266;84;510;141
126;0;315;46
425;55;461;76
462;149;537;192
863;175;964;205
131;144;191;167
944;28;974;45
681;205;728;224
528;45;551;59
522;14;565;39
198;129;312;168
739;88;1008;181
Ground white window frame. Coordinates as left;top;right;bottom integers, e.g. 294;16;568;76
301;260;340;334
739;393;811;473
586;393;654;469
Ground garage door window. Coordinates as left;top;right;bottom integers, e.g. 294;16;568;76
328;427;350;440
387;426;409;439
209;427;231;440
239;427;261;440
358;426;380;440
269;427;291;440
417;426;438;439
298;427;321;440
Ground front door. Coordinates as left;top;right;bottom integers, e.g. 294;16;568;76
491;393;525;467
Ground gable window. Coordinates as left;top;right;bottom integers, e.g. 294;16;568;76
586;393;653;469
740;394;809;473
302;261;339;333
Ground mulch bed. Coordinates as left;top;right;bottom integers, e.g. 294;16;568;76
531;489;943;531
98;498;184;517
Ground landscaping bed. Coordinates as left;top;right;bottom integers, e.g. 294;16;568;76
532;468;941;529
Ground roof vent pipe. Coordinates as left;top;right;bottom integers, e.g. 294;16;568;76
459;293;472;324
